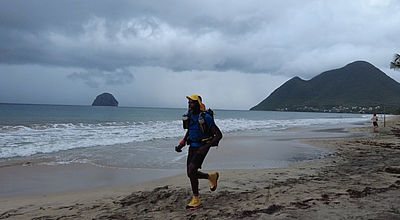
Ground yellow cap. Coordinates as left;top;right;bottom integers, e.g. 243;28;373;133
186;95;206;111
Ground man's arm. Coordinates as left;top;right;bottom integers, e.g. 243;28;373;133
198;125;223;154
209;125;222;147
176;130;189;152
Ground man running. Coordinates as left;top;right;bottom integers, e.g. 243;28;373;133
175;95;223;210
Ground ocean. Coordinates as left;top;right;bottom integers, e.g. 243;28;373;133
0;103;371;170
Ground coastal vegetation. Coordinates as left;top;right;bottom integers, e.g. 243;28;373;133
251;61;400;114
390;53;400;70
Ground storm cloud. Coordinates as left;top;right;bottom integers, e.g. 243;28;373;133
1;0;399;109
67;68;134;88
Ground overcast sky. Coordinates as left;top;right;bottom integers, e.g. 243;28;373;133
1;0;399;110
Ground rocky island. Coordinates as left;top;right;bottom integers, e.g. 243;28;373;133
92;93;118;107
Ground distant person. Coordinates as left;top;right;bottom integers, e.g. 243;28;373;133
372;113;379;132
175;95;223;210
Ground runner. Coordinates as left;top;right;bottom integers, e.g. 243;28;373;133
175;95;223;210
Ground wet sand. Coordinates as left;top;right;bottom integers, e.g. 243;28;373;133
1;118;400;219
0;133;332;198
0;164;182;198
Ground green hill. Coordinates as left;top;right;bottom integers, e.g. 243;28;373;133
250;61;400;113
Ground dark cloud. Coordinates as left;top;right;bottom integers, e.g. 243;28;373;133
1;0;399;78
1;0;400;109
67;68;134;88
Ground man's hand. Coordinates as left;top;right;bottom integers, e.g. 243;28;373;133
175;146;182;152
175;139;186;152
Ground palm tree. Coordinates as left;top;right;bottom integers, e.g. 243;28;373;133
390;53;400;119
390;53;400;70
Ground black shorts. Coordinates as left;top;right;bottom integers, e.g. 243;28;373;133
373;122;378;127
187;146;209;169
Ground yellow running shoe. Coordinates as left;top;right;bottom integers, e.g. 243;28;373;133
186;196;202;210
209;172;219;191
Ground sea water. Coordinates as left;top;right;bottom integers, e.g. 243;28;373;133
0;103;370;169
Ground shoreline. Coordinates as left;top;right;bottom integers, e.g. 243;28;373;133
2;118;400;219
0;136;327;198
0;126;356;198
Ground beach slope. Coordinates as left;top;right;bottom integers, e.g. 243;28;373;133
1;118;400;219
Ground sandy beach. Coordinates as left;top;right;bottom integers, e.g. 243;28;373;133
1;117;400;219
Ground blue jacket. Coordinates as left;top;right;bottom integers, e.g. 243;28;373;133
187;112;216;147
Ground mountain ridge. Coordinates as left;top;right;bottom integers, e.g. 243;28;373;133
251;61;400;113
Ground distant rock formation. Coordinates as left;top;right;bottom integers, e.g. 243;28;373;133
251;61;400;113
92;93;118;106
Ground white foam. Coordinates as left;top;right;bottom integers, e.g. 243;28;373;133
215;117;366;133
0;116;367;159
